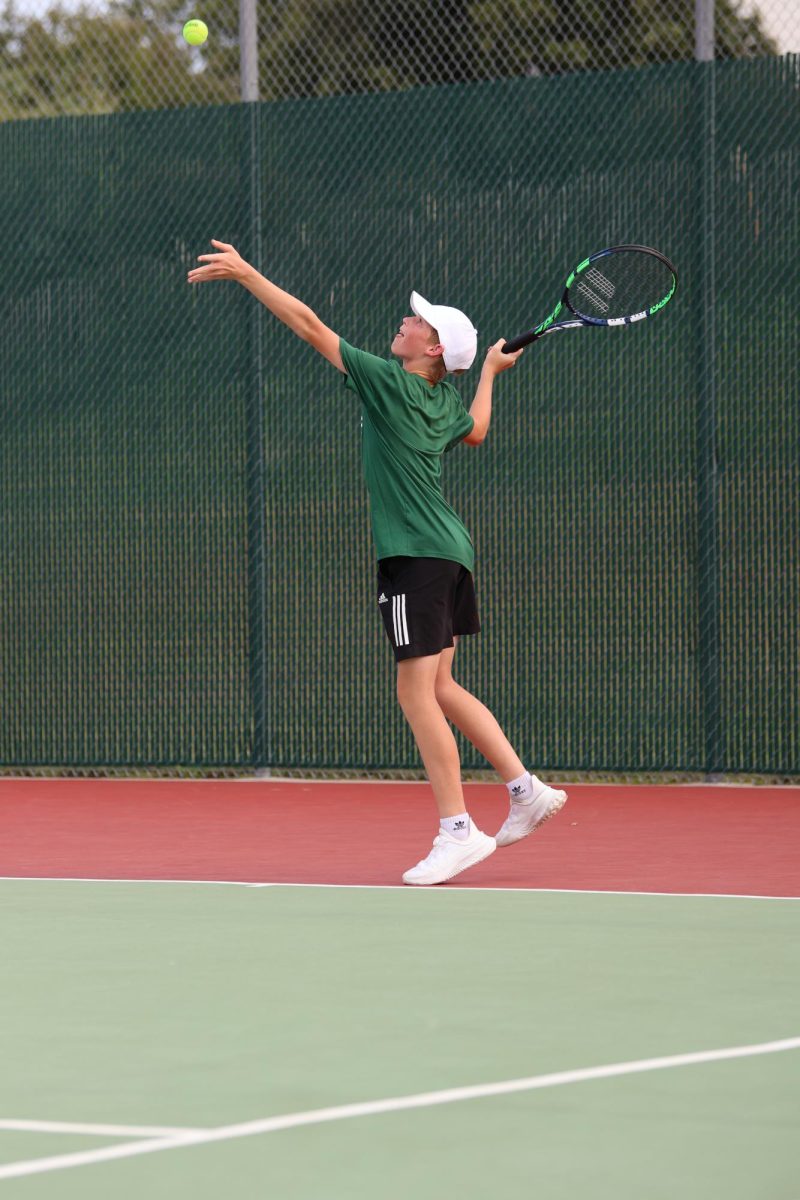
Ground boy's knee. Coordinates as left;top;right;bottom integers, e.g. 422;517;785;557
396;672;435;716
395;671;413;709
434;677;457;709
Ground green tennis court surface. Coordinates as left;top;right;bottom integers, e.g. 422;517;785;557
1;880;797;1197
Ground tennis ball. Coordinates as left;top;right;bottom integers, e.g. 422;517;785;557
182;19;208;45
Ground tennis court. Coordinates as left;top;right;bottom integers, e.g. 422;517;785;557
2;2;799;1196
1;778;798;1197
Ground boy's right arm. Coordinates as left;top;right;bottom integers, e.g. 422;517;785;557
463;339;523;445
187;241;345;373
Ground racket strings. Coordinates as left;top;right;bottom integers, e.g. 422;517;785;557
568;251;674;319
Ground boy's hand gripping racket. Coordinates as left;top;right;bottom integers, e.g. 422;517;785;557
502;244;677;352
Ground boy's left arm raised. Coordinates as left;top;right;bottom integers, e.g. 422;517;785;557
188;241;345;373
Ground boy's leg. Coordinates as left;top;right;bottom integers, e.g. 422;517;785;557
395;651;465;819
395;651;495;886
434;644;567;846
433;645;526;782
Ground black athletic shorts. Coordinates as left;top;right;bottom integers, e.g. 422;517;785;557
376;556;481;662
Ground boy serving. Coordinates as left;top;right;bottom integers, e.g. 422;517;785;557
188;241;567;885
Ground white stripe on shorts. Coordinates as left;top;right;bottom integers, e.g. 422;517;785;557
393;594;410;647
400;593;409;645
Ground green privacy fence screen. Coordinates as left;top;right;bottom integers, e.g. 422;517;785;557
0;55;797;773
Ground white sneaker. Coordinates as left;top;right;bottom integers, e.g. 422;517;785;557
495;784;567;848
402;825;496;886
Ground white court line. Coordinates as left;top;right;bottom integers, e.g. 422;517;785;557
0;877;269;889
0;877;797;900
0;1036;798;1181
0;1119;204;1138
239;882;800;901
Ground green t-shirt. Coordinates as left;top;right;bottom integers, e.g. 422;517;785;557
340;339;475;570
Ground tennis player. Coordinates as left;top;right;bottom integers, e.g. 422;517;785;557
188;241;567;885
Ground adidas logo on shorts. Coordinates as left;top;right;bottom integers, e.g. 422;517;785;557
378;593;389;604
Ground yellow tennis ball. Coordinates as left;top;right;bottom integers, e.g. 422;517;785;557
182;19;208;45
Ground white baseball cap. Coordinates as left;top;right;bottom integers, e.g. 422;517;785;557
410;291;478;372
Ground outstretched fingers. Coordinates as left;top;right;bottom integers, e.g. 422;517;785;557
187;240;242;284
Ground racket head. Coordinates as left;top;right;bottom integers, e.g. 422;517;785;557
563;244;677;326
501;244;677;353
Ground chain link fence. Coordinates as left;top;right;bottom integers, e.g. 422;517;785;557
0;4;798;776
1;1;799;120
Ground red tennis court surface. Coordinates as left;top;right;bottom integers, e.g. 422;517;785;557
2;778;799;895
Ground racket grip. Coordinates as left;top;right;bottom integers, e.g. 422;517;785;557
501;330;538;353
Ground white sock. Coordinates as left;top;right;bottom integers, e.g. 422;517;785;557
440;813;471;840
506;771;543;805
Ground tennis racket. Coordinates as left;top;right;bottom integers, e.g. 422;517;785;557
502;244;677;353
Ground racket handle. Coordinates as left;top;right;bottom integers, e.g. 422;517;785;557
502;329;540;353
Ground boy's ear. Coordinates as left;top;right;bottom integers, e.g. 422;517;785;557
425;342;446;358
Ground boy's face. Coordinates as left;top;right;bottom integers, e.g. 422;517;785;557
391;314;443;364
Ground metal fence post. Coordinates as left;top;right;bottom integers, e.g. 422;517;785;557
239;0;266;767
240;0;259;103
695;0;723;776
244;101;267;768
695;0;714;62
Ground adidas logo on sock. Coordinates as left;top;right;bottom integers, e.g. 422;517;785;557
511;785;525;796
454;819;466;830
378;593;388;604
